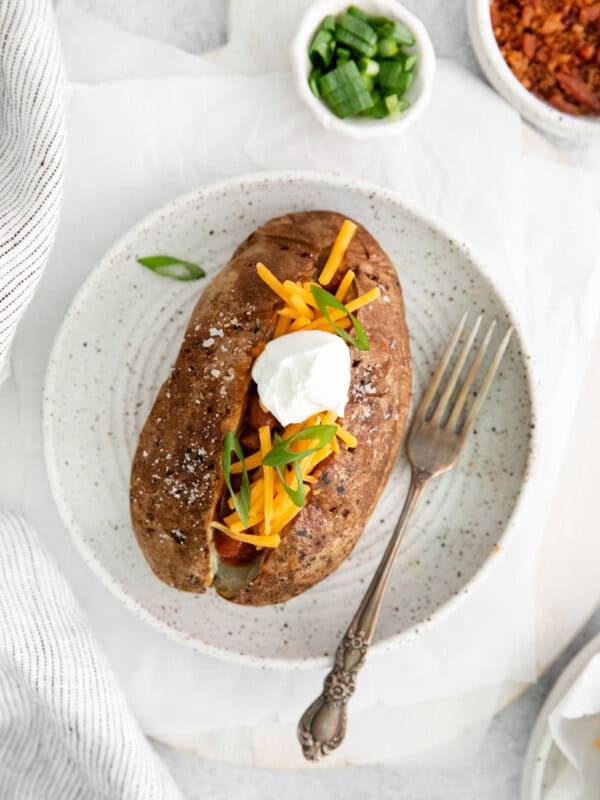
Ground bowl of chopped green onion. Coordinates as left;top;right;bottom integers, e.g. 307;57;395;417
292;0;435;138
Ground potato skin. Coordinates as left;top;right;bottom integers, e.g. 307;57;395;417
130;210;412;603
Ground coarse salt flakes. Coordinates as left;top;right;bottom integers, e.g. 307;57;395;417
202;337;215;347
210;368;221;378
209;327;224;338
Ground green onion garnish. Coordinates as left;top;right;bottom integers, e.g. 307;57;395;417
371;18;415;46
319;60;374;118
377;37;399;58
137;255;205;281
358;57;380;77
309;68;322;97
263;426;338;507
309;284;370;351
309;28;335;69
322;14;336;32
307;5;418;121
222;432;251;526
347;5;370;21
337;12;378;49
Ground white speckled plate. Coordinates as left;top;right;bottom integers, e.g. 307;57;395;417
521;632;600;799
43;171;534;668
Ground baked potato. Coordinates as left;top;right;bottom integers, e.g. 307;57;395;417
130;210;412;605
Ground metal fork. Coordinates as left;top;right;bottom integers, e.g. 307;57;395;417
297;312;513;761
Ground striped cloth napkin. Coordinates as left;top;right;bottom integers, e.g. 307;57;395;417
0;2;181;797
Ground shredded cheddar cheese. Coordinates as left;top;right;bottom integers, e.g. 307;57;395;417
230;451;263;474
216;219;378;552
222;412;355;539
256;262;288;303
273;314;292;337
335;425;358;449
259;425;274;537
319;219;357;285
336;269;356;301
210;521;280;549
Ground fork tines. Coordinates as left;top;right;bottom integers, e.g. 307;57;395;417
417;313;513;434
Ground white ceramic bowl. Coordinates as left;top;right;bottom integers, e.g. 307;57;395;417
291;0;435;139
467;0;600;142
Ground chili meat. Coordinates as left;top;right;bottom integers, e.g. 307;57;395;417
491;0;600;115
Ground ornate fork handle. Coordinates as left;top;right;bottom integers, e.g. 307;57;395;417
298;467;431;761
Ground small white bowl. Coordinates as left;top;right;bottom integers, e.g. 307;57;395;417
291;0;435;139
467;0;600;142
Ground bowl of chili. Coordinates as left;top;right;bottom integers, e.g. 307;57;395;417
467;0;600;140
291;0;435;139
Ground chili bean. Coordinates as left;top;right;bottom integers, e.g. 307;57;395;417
214;530;257;566
246;391;277;431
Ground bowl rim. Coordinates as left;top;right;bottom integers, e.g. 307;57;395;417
290;0;436;140
520;630;600;800
466;0;600;141
43;169;539;671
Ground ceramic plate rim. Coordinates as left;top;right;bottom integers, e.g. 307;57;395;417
521;630;600;799
43;169;539;670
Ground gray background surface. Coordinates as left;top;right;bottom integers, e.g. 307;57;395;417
72;1;599;796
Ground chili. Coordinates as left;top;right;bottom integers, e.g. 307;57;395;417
491;0;600;116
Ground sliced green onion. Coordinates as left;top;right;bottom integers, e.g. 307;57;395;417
404;54;418;71
369;15;392;26
367;99;389;118
319;60;374;118
347;5;370;21
361;74;375;93
309;28;335;68
378;60;406;89
264;426;338;507
309;68;322;97
263;426;338;468
371;18;415;46
222;432;251;527
276;462;306;507
334;26;378;57
358;57;380;76
322;14;336;31
397;71;413;93
377;37;399;58
384;94;410;118
336;46;351;63
309;284;370;350
338;12;378;46
137;255;205;281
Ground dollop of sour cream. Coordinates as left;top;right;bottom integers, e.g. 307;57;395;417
251;331;351;427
